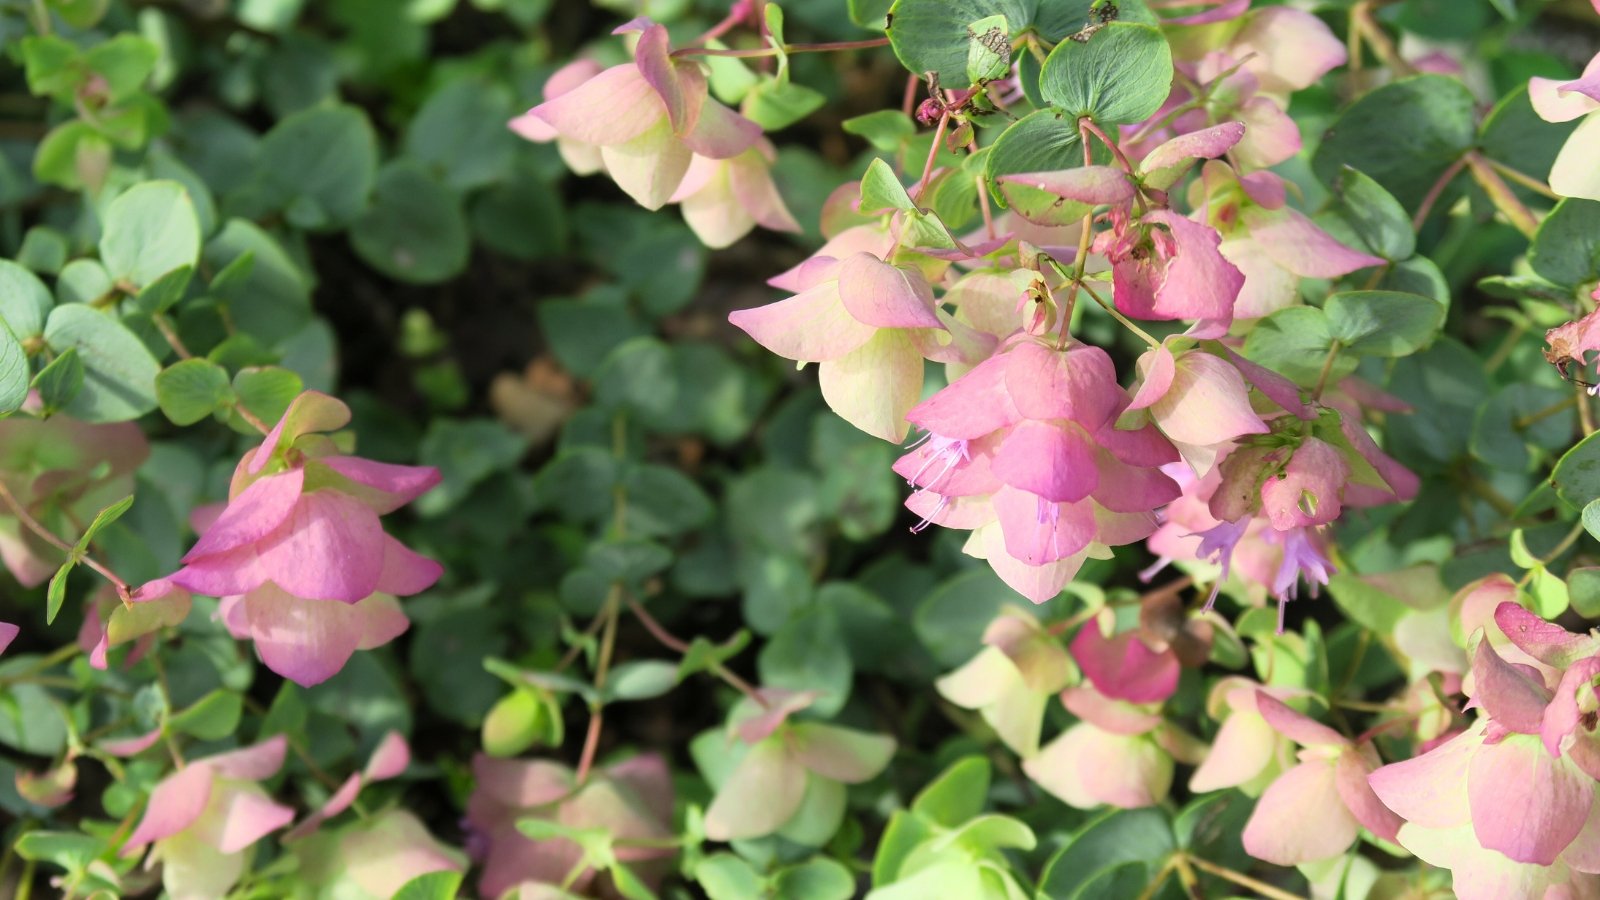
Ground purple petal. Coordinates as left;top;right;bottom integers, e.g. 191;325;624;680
906;354;1019;440
990;421;1099;503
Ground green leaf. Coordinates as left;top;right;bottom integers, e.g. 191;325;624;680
232;366;303;429
911;755;991;827
697;854;766;900
843;110;917;153
132;265;194;315
915;568;1023;666
1584;501;1600;544
1552;431;1600;509
83;34;159;102
886;0;1152;88
32;120;112;191
156;358;234;425
259;104;378;230
602;660;681;702
20;36;81;99
744;78;827;131
1530;199;1600;288
350;160;470;284
30;346;84;415
1037;808;1175;897
1069;861;1150;900
860;157;915;214
98;181;202;290
773;857;856;900
1330;167;1415;261
849;0;893;27
16;228;67;275
983;109;1094;224
13;831;101;867
0;260;55;338
1038;22;1173;126
1327;574;1407;634
76;495;134;554
203;220;313;344
1570;568;1600;618
0;321;27;417
966;14;1011;83
595;338;678;424
49;0;111;28
403;79;518;191
1323;291;1445;357
393;871;466;900
758;606;853;717
1312;75;1477;209
42;304;160;422
46;562;71;625
170;689;243;740
1241;306;1349;387
678;630;752;680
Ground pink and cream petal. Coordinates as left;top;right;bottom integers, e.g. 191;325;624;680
123;763;215;854
728;283;876;363
243;585;368;687
1242;761;1358;865
527;64;663;146
817;329;923;443
1368;729;1477;829
601;120;694;211
255;491;387;603
1468;734;1593;865
702;739;807;841
183;468;306;561
787;723;896;782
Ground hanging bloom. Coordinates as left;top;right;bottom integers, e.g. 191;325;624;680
1023;682;1203;810
729;252;949;442
0;411;147;587
669;140;799;248
121;736;295;900
1528;51;1600;201
1367;608;1600;900
465;753;676;899
145;391;442;687
895;337;1182;602
1240;692;1401;866
1134;7;1344;170
1127;341;1269;471
695;690;895;843
1196;163;1385;318
509;19;761;210
285;734;465;899
1189;678;1298;794
936;608;1075;757
1070;619;1181;705
1545;304;1600;390
1094;208;1245;331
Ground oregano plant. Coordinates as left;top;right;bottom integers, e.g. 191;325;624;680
2;0;1600;898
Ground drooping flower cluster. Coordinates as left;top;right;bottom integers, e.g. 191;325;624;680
1368;603;1600;899
509;18;796;247
136;390;442;686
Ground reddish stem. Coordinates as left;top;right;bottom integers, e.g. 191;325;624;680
916;112;951;200
1411;154;1469;231
672;37;888;59
1078;116;1135;174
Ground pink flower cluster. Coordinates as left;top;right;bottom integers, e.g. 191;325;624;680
134;391;442;686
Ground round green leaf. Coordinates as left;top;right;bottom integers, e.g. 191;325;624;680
1312;75;1477;209
98;180;201;290
0;320;26;416
350;161;470;284
1323;290;1445;357
0;260;55;338
259;104;378;230
1530;199;1600;288
155;358;233;425
1038;22;1173;126
757;607;852;717
1553;431;1600;510
42;304;159;422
